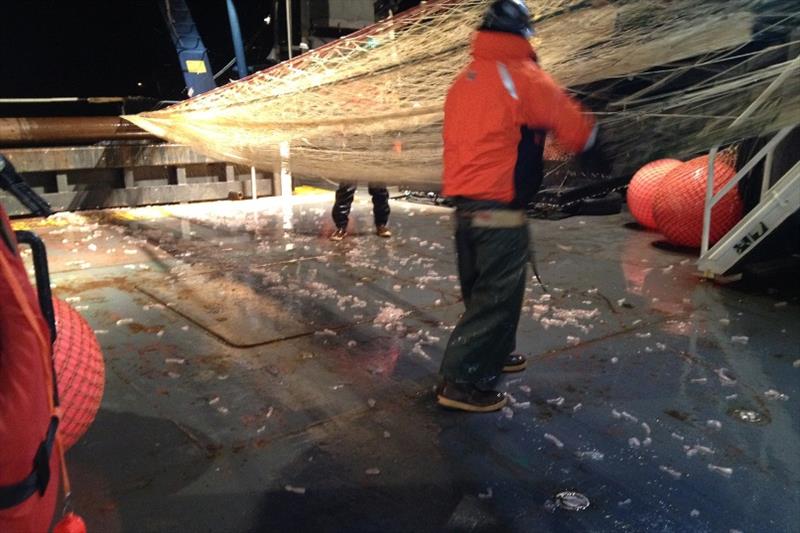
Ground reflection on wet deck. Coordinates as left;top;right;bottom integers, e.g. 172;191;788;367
17;192;799;533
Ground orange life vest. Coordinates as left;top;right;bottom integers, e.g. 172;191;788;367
0;206;61;532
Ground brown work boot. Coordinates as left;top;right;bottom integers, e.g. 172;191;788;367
502;353;527;373
436;381;507;413
375;225;392;238
329;228;347;241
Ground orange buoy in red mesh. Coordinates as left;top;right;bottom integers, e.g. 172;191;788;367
543;136;569;162
627;159;683;229
53;513;87;533
53;297;105;450
652;155;743;248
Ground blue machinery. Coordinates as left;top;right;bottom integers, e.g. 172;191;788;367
160;0;217;96
159;0;252;96
226;0;249;80
160;0;296;96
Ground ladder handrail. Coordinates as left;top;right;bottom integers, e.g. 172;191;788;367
700;125;795;256
701;146;719;255
698;160;800;272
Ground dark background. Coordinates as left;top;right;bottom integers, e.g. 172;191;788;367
0;1;420;115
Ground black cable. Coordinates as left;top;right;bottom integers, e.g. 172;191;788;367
527;225;548;293
0;156;52;217
14;231;57;347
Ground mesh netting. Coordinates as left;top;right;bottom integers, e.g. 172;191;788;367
627;159;683;229
53;298;105;450
652;154;743;247
125;0;800;187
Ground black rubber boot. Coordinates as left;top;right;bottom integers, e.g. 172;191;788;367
439;218;529;384
436;381;507;413
332;184;357;229
329;228;347;241
502;353;527;373
368;185;391;227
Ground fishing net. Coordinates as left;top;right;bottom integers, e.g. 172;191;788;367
124;0;800;188
53;297;105;450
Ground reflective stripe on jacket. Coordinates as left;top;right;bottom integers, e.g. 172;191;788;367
442;31;596;205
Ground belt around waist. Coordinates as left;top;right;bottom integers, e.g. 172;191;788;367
458;209;527;228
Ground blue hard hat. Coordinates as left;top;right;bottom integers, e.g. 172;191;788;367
481;0;535;38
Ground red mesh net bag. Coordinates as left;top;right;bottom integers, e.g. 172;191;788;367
652;154;743;248
53;297;105;450
627;159;683;229
543;136;570;162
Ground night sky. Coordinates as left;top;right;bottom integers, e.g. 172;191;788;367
0;2;276;102
1;1;421;116
0;0;418;116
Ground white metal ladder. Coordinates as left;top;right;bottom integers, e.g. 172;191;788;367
698;125;800;277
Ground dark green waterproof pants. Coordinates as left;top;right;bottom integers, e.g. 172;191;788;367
332;183;390;229
439;214;529;385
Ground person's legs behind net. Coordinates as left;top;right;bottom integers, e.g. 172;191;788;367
330;183;357;241
368;184;391;238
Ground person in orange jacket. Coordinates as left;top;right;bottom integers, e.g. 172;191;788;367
0;206;61;532
437;0;607;412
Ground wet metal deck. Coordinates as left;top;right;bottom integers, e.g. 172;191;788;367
16;192;799;533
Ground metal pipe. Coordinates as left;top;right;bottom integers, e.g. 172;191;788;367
268;0;280;61
226;0;249;78
250;166;258;200
0;117;157;146
300;0;310;52
761;149;775;202
0;96;125;104
711;126;794;204
701;125;794;259
286;0;294;59
700;145;719;257
279;140;292;197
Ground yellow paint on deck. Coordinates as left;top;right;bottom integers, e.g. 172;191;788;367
11;217;69;230
293;185;329;196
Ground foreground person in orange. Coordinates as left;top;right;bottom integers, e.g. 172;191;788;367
0;157;85;532
437;0;607;412
0;205;62;531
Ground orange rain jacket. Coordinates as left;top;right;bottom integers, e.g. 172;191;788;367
443;31;596;206
0;207;60;532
